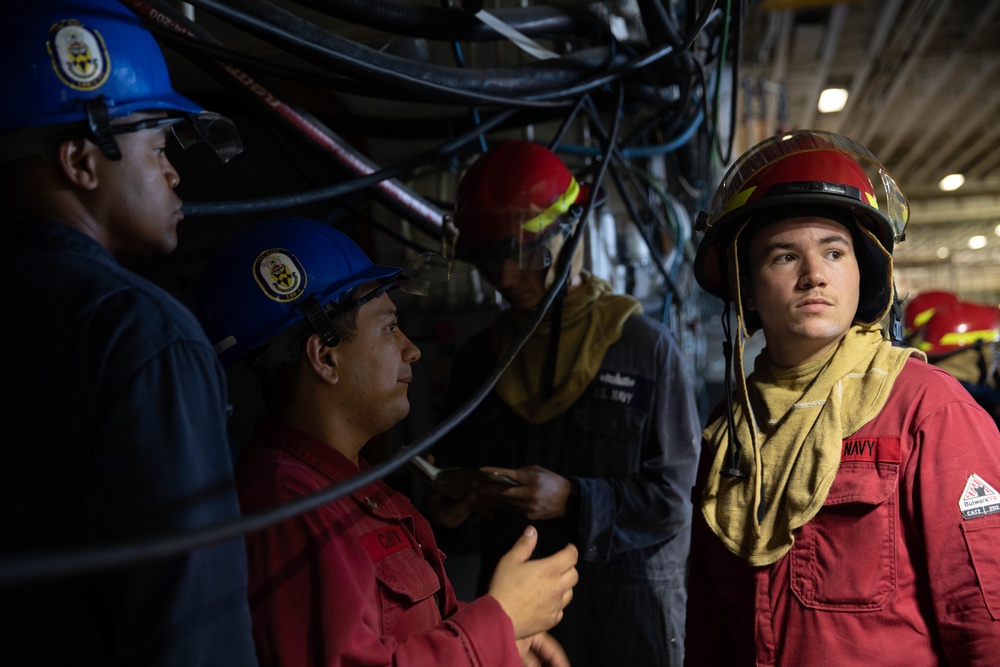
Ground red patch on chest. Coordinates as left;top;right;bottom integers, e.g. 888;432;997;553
360;526;410;562
840;436;901;463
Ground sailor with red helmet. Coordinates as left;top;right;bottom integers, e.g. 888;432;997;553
425;140;701;667
685;130;1000;664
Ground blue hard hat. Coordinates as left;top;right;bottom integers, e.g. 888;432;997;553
0;0;201;129
198;218;404;371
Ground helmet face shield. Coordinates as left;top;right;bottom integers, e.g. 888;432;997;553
702;130;907;249
694;130;909;311
455;215;564;272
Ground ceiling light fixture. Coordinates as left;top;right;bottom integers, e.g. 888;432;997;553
817;88;848;113
939;173;965;191
968;235;988;250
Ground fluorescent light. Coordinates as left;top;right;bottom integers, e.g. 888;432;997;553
939;173;965;191
968;235;988;250
818;88;849;113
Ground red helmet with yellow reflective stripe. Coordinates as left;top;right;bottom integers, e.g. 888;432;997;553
903;290;959;340
453;140;589;271
694;129;908;327
919;300;1000;357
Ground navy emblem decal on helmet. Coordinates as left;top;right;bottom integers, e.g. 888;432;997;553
254;249;307;302
47;19;110;91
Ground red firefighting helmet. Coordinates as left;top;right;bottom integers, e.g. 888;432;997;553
452;140;590;271
903;290;959;339
694;129;908;326
918;300;1000;357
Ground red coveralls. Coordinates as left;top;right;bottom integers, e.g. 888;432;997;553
237;418;521;667
686;358;1000;665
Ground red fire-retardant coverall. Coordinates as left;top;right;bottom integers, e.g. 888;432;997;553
237;418;521;667
686;358;1000;665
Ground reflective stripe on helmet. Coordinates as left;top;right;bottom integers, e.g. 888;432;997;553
920;329;999;351
521;177;580;234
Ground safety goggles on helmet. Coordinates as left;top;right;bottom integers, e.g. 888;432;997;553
0;105;242;164
325;251;450;317
1;0;243;164
106;110;242;163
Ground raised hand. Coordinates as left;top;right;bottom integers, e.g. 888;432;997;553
487;526;579;639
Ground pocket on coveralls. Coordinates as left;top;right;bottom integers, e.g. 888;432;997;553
789;461;898;611
961;513;1000;620
373;549;442;634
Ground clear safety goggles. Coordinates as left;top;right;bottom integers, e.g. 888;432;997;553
0;104;243;164
104;112;243;163
325;252;451;319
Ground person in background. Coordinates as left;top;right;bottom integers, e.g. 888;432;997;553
918;299;1000;429
0;0;254;664
425;140;701;667
686;129;1000;665
197;217;579;667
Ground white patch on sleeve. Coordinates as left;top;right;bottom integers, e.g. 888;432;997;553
959;473;1000;520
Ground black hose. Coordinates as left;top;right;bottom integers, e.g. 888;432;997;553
182;106;519;217
183;0;618;102
288;0;607;43
129;0;448;233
